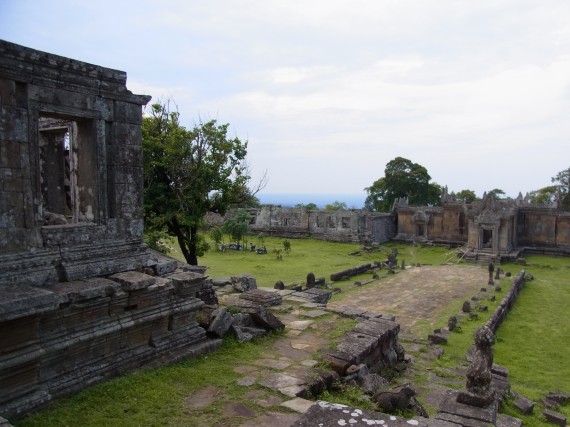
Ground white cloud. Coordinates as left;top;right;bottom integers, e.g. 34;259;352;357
2;0;570;198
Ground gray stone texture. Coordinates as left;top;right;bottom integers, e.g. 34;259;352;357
0;41;220;419
292;401;429;427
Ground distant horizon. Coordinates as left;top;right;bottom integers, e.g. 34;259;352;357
257;192;366;209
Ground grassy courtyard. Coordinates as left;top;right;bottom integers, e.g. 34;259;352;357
14;237;570;426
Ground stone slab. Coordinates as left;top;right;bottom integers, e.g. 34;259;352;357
438;394;497;424
496;413;523;427
287;320;313;331
0;285;61;321
239;288;283;306
280;397;315;413
255;359;291;370
291;401;429;426
108;270;156;291
300;309;328;318
259;373;306;395
238;411;301;427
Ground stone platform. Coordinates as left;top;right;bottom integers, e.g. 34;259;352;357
0;252;221;419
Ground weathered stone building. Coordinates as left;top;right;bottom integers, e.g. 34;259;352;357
0;40;220;418
245;193;570;260
243;206;395;244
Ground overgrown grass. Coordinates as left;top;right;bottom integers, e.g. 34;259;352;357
493;256;570;426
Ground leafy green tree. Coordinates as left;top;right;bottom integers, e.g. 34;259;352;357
142;103;250;265
282;239;291;255
223;210;251;245
455;189;478;203
295;202;318;210
552;167;570;210
528;185;558;205
364;157;441;212
209;226;225;250
324;201;348;211
486;188;506;199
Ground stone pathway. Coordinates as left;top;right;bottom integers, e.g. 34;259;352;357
186;264;504;426
328;265;488;334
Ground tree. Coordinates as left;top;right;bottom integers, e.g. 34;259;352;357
282;239;291;255
455;189;478;203
209;226;225;250
528;185;558;205
324;201;348;211
364;157;441;212
223;210;251;245
295;202;318;210
552;167;570;211
486;189;506;199
142;102;250;265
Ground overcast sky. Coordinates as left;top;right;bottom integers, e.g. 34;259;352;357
2;0;569;201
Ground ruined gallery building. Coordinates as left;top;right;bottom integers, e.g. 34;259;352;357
243;190;570;261
0;40;568;419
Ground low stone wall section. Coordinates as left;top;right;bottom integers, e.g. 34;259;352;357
485;270;526;334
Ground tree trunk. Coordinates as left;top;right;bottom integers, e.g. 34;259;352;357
169;218;195;265
188;225;199;265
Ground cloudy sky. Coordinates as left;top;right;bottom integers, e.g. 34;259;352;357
2;0;570;203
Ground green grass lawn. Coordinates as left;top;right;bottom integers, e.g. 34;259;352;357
493;256;570;426
168;235;457;286
13;238;570;426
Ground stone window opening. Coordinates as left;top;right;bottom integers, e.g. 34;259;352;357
341;217;350;229
39;116;99;225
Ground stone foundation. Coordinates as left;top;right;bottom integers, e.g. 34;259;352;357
0;252;221;419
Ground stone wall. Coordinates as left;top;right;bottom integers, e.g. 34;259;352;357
0;39;152;286
0;41;220;419
244;206;395;244
486;271;526;334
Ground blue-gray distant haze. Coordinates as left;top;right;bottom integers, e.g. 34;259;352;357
1;0;569;199
258;193;366;209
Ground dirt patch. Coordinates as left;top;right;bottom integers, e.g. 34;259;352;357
328;265;487;334
184;385;223;409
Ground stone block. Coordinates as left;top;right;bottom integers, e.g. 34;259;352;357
108;271;156;292
239;288;282;306
244;306;285;331
439;394;497;424
207;308;234;338
513;394;535;415
496;413;523;427
232;275;257;292
291;401;429;427
47;277;120;303
0;285;61;322
542;409;567;426
167;271;205;296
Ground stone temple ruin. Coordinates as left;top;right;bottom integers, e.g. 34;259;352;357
241;188;570;262
0;40;222;418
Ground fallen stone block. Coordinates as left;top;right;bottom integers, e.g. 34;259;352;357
207;308;234;338
546;391;570;404
542;409;567;426
496;413;523;427
513;394;535;415
232;275;257;292
242;305;285;331
239;288;282;306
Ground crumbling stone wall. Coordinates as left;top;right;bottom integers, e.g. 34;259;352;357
244;206;395;244
0;41;220;419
